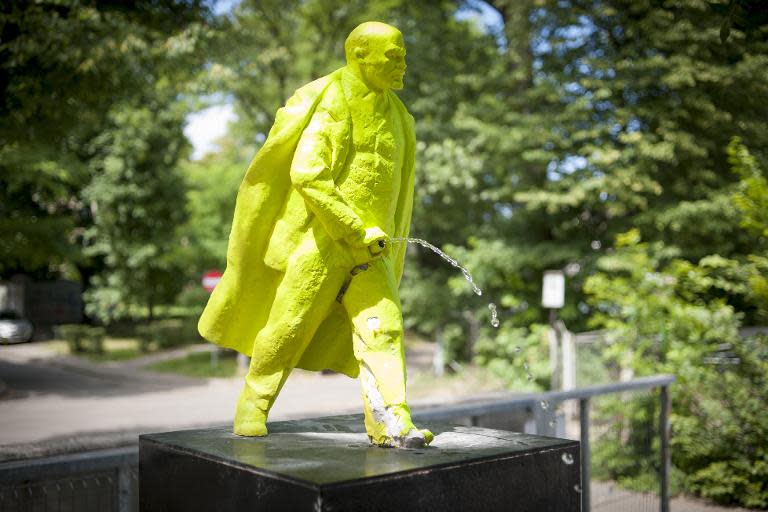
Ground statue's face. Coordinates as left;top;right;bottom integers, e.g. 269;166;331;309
358;32;407;91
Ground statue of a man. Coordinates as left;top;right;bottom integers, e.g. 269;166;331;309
199;22;432;448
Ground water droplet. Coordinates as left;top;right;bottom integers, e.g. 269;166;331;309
574;484;582;493
488;303;499;327
540;400;549;410
548;420;556;427
514;346;522;353
523;362;529;371
527;373;534;382
561;452;574;465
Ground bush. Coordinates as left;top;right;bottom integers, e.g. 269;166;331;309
585;231;768;508
135;317;202;352
674;335;768;508
56;325;105;354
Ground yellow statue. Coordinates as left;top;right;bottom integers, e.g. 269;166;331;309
199;21;433;448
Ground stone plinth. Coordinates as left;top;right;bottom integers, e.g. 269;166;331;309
139;415;580;512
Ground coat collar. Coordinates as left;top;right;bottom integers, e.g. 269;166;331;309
341;66;386;104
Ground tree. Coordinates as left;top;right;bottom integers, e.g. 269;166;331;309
583;137;768;505
82;103;191;321
0;1;212;281
410;0;768;360
177;137;248;280
728;136;768;323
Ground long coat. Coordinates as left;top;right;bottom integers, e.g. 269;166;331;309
198;68;416;378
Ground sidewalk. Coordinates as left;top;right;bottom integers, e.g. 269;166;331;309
0;340;467;459
0;341;365;453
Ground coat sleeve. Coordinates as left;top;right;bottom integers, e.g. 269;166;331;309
289;109;365;243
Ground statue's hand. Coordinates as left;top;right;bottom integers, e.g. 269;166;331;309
343;227;388;265
363;227;389;257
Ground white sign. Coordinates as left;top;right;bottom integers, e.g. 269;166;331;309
542;270;565;309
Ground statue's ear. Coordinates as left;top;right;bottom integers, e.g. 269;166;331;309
354;47;366;61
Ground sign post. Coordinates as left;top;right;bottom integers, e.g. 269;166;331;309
542;271;565;391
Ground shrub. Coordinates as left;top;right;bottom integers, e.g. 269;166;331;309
585;231;768;508
56;325;105;354
135;317;202;352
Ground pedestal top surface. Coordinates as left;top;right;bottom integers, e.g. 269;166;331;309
141;415;578;487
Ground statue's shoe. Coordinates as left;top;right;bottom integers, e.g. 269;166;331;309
233;421;268;437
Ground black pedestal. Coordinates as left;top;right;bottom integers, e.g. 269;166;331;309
140;415;580;512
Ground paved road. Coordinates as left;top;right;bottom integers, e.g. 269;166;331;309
0;342;363;451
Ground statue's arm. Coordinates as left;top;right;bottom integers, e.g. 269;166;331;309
290;109;365;244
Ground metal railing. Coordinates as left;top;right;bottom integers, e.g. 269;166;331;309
414;373;676;512
0;447;137;512
0;374;674;512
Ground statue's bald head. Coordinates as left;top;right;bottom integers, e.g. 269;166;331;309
344;22;407;92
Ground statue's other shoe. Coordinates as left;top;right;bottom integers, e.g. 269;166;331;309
233;390;269;437
375;427;434;449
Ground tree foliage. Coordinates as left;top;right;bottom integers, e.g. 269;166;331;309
0;0;213;319
584;136;768;507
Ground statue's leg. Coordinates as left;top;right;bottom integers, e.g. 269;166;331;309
341;257;433;448
234;244;346;437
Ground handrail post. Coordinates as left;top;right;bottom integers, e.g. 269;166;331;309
117;465;132;512
660;385;671;512
579;398;590;512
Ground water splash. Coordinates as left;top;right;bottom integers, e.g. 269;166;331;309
391;237;483;296
561;452;574;465
574;484;582;494
540;400;549;410
488;303;499;328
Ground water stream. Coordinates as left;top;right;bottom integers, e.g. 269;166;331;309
391;237;498;328
391;237;483;296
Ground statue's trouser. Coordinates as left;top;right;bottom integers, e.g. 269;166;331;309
340;257;416;445
234;243;422;445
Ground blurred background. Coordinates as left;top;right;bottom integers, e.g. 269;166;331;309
1;0;767;510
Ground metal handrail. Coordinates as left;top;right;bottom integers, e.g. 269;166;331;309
413;374;675;421
414;373;676;512
0;447;137;484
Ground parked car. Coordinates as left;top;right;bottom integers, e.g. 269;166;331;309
0;310;33;344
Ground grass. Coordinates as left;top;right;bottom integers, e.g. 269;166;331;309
147;351;238;378
82;347;142;362
82;337;143;362
49;337;146;362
